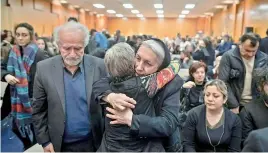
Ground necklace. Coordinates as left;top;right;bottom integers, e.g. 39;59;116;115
205;118;225;152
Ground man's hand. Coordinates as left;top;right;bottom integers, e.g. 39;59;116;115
106;93;136;110
106;107;133;127
43;143;55;153
5;74;20;85
230;107;239;114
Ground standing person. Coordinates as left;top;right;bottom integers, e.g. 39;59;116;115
32;21;108;152
97;42;180;151
242;127;268;152
259;29;268;55
90;29;108;50
1;23;46;149
239;66;268;143
182;80;242;152
36;37;54;57
218;33;268;114
93;38;184;152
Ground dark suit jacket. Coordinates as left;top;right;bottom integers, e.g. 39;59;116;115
242;127;268;152
32;55;107;152
260;37;268;55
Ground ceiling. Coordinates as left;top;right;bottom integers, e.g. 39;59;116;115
62;0;236;18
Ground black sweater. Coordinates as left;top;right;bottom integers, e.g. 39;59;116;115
239;98;268;143
182;105;242;152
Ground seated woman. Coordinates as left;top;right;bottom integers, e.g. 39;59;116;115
180;61;209;112
239;66;268;144
182;79;242;152
98;42;180;152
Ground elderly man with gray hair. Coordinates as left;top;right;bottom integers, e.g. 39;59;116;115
96;42;180;151
32;21;108;152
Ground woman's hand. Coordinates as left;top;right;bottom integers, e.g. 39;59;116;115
183;81;196;89
5;74;20;85
106;93;136;110
106;107;133;127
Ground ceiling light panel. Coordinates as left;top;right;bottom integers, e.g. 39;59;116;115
93;4;105;8
131;10;139;14
156;10;164;14
154;4;163;9
185;4;195;9
136;14;143;17
107;10;116;14
116;14;124;17
123;4;133;8
179;14;186;18
181;10;190;14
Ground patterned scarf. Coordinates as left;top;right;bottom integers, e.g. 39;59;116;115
7;43;38;141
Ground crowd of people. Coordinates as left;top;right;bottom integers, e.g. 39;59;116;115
1;17;268;152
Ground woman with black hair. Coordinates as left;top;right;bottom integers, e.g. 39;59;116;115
36;37;54;57
1;23;46;150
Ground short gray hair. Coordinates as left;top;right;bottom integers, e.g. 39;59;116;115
53;21;89;47
104;42;135;77
141;40;165;65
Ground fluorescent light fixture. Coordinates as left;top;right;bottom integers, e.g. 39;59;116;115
131;10;139;14
259;4;268;10
136;14;143;17
154;4;163;9
123;4;133;8
107;10;116;14
60;0;68;4
215;5;225;8
123;17;128;20
85;9;90;11
93;4;105;8
156;10;164;14
73;5;80;8
222;0;234;4
179;14;186;18
158;14;164;18
116;14;124;17
181;10;190;14
185;4;195;9
97;14;104;17
204;12;214;16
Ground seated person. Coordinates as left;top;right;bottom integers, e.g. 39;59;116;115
239;66;268;143
182;79;242;152
97;42;180;152
242;127;268;152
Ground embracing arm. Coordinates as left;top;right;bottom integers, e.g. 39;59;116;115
130;76;183;137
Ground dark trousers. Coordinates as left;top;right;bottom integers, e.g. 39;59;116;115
61;139;95;152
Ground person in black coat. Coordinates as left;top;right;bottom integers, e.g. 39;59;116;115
192;37;215;66
1;23;46;150
259;29;268;55
218;33;268;114
97;42;179;152
239;65;268;143
93;38;184;152
182;79;242;152
242;127;268;152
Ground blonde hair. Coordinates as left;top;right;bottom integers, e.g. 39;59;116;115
204;79;228;102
